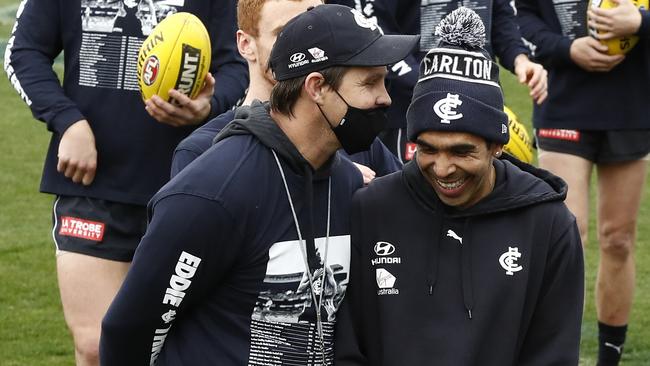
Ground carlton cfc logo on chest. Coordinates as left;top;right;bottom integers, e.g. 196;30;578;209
499;246;524;276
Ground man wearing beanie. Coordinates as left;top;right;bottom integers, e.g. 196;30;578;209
329;0;547;163
335;8;583;366
100;4;418;365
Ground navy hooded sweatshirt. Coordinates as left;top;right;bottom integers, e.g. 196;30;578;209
100;101;363;365
516;0;650;130
335;155;584;365
330;0;528;130
4;0;247;205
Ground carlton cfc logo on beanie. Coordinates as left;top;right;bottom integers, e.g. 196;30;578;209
434;93;463;124
406;7;509;144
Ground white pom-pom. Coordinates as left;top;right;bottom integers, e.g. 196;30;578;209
434;7;486;48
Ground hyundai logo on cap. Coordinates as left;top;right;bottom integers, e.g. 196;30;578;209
290;52;306;63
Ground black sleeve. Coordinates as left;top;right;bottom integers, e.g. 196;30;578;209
334;194;368;365
638;9;650;37
492;0;529;72
170;147;201;178
100;193;244;365
206;1;248;120
347;138;402;178
518;213;584;365
4;0;85;134
367;138;402;177
515;0;575;67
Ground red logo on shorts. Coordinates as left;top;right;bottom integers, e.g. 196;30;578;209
538;129;580;142
404;142;417;161
59;216;105;242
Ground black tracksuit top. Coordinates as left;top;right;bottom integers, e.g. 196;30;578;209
336;155;584;365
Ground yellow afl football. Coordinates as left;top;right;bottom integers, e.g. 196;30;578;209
589;0;649;55
137;12;211;103
503;106;534;164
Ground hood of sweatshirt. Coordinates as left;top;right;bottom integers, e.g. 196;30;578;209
214;100;340;179
402;153;568;319
214;99;341;273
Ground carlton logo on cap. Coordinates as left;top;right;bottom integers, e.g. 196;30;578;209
351;8;382;32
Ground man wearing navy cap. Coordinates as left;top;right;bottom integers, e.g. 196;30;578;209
100;4;418;365
335;8;583;366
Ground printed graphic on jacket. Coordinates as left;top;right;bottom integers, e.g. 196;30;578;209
248;235;350;365
78;0;184;91
420;0;491;52
551;0;588;39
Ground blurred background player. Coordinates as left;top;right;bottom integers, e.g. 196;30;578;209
516;0;650;364
170;0;401;183
4;1;247;365
328;0;547;163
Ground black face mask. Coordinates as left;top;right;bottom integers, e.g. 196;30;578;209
319;90;389;155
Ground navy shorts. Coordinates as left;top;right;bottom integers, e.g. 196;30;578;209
52;196;147;262
535;128;650;164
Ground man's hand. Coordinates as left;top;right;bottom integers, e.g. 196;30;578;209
57;119;97;186
570;36;625;71
588;0;642;39
353;163;376;185
145;73;215;127
513;54;548;105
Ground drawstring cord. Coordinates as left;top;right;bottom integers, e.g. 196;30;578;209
272;150;331;365
426;217;442;296
461;219;474;320
428;216;474;320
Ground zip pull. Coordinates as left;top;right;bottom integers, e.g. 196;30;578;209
428;285;434;295
467;308;473;319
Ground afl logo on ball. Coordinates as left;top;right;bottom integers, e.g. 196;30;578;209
142;55;160;86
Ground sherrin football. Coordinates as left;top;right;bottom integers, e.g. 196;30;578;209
589;0;649;55
503;106;534;164
137;12;211;103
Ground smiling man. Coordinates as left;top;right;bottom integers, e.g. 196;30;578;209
335;8;584;366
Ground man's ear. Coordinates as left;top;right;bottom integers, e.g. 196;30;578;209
304;72;328;103
491;143;505;157
236;30;257;62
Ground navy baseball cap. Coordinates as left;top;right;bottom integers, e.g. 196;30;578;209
269;4;420;81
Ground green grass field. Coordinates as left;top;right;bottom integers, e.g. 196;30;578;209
1;1;650;365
